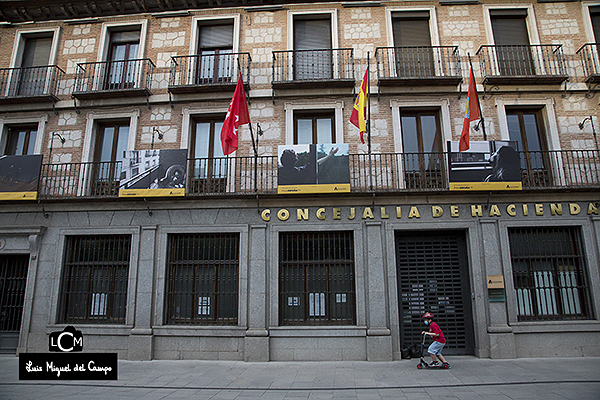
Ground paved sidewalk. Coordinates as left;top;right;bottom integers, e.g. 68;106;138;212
1;355;599;399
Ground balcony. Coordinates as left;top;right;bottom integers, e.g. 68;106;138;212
30;149;600;200
272;48;355;89
168;52;251;94
72;59;155;100
375;46;462;87
577;43;600;84
476;44;568;86
0;65;64;104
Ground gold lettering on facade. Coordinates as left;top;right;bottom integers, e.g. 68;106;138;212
261;209;271;222
363;207;374;219
535;204;544;216
381;207;389;219
297;208;309;221
450;205;459;218
489;205;501;217
333;208;341;220
316;208;326;220
471;205;483;217
396;207;402;218
277;209;290;221
550;203;562;216
408;206;421;218
432;206;443;218
507;204;516;217
569;203;581;215
588;203;599;215
348;208;356;220
523;204;529;216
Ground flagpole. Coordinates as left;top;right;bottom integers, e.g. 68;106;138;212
468;54;486;141
367;52;371;155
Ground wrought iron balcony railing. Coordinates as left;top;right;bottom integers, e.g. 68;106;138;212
72;58;155;99
0;65;64;103
576;43;600;84
375;46;462;86
272;48;355;87
33;149;600;200
169;52;251;93
476;44;568;85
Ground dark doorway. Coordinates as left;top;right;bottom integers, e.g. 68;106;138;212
395;230;474;355
0;254;29;353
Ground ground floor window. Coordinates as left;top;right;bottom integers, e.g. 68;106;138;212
509;226;592;321
59;235;131;324
279;231;355;325
165;233;239;325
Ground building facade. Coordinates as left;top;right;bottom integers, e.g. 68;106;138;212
0;0;599;361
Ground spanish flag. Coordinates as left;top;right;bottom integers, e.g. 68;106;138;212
350;67;368;144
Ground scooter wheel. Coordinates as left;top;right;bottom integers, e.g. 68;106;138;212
417;364;423;369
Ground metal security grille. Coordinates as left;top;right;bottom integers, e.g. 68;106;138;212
0;255;29;332
509;226;592;321
165;233;239;325
279;231;355;326
395;231;473;355
59;235;131;324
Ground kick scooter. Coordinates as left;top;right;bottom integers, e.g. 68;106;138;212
416;333;450;369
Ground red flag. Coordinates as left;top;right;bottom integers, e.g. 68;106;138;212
459;67;481;152
221;72;250;155
350;67;368;144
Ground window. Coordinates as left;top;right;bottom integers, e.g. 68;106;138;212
3;125;37;155
400;108;444;188
197;22;234;84
293;15;332;80
294;111;335;144
509;227;592;321
490;9;534;76
11;34;53;96
506;108;550;185
189;117;227;193
92;122;129;195
392;11;434;77
165;233;239;325
106;30;140;90
279;231;356;326
0;255;29;332
58;235;131;324
590;6;600;42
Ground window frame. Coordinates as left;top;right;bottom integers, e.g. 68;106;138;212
58;234;132;324
164;232;240;326
9;27;61;69
293;109;336;145
507;226;593;322
279;230;356;326
582;2;600;42
3;125;38;156
0;115;46;156
284;102;344;145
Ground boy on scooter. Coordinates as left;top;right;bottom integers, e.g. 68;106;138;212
421;312;450;368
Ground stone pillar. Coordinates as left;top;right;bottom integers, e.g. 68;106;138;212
364;221;392;361
480;220;515;358
128;225;156;361
17;228;47;354
245;224;269;361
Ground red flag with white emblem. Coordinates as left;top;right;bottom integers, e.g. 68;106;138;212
221;72;250;155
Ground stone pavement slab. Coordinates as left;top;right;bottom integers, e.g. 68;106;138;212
1;355;599;399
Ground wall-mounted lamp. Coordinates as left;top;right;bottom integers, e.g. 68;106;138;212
151;127;164;150
48;132;66;163
578;116;598;152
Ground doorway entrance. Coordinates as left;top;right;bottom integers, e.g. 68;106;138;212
395;230;474;355
0;254;29;353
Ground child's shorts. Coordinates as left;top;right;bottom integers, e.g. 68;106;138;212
428;341;445;355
